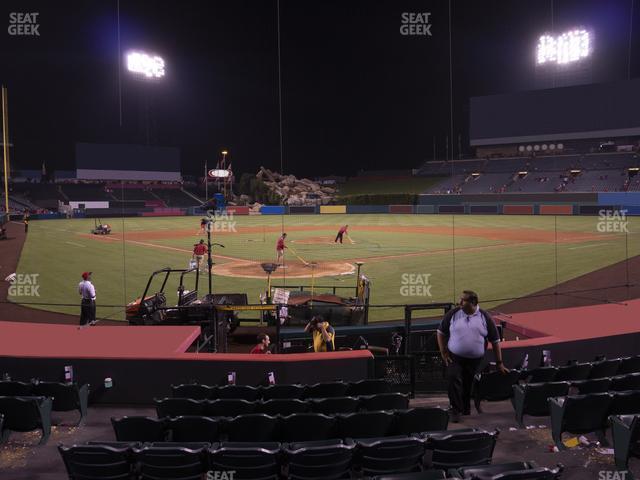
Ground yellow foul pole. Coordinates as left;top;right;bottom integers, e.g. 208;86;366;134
1;86;9;215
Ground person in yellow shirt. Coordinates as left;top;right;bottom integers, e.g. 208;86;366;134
305;316;335;352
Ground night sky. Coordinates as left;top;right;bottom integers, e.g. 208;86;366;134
1;0;639;178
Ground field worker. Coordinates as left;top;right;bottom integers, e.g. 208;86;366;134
437;290;508;423
78;271;96;326
304;316;335;352
250;334;272;354
276;233;287;265
335;224;348;243
192;239;208;272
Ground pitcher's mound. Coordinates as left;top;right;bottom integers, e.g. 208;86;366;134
213;260;355;279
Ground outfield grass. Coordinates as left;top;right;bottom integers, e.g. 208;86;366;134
10;214;639;322
337;177;441;195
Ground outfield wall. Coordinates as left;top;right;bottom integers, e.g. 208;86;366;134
29;192;640;219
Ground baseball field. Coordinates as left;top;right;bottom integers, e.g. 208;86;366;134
9;214;639;322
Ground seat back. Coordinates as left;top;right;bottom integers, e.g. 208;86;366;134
523;367;557;383
0;380;34;396
258;399;310;416
58;445;131;480
361;393;409;411
0;396;44;430
369;471;448;480
392;407;449;435
310;396;360;414
575;378;611;395
475;371;520;401
171;384;213;400
168;416;221;442
554;363;592;382
213;385;261;401
456;461;534;479
619;356;640;374
155;398;205;418
337;411;395;438
112;416;167;442
559;393;612;433
286;443;354;480
226;414;279;442
487;466;562;480
357;436;425;475
135;446;206;480
589;359;621;379
33;382;80;411
523;382;570;416
610;373;640;392
346;379;391;396
261;384;305;400
304;381;349;399
208;445;280;479
427;431;497;469
610;391;640;415
618;415;640;443
280;413;337;442
206;399;256;417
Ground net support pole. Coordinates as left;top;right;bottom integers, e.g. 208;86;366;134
403;306;412;355
2;86;10;215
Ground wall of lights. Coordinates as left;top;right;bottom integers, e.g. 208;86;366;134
537;29;590;65
126;51;166;78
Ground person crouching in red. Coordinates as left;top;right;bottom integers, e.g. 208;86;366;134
250;334;271;354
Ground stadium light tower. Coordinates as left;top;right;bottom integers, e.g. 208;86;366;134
126;51;165;79
536;29;590;66
124;50;165;144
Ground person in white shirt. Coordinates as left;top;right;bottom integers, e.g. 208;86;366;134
437;290;508;422
78;271;96;326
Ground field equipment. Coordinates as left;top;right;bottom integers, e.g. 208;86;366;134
287;245;310;266
90;218;111;235
126;267;249;352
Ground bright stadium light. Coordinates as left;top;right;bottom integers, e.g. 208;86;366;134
208;169;231;178
126;51;165;78
537;29;590;65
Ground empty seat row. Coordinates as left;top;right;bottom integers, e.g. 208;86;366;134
171;379;392;401
450;462;562;480
61;430;499;480
475;371;640;416
113;408;450;443
519;356;640;383
0;380;88;424
156;393;409;418
550;391;640;450
571;372;640;394
513;381;640;427
0;396;52;445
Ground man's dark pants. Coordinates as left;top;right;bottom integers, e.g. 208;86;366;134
447;352;483;414
80;299;96;326
335;232;343;243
